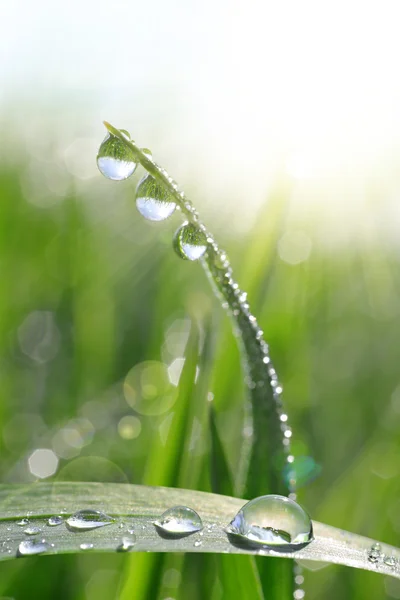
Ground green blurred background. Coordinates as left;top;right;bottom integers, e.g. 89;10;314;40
1;1;400;598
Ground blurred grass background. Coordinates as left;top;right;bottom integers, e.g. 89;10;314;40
2;1;400;598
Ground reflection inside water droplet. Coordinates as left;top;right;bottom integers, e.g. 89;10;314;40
154;506;203;537
66;509;115;531
135;174;176;221
173;222;208;261
226;495;313;548
18;539;51;556
97;131;137;181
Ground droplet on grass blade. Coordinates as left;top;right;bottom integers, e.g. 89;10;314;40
226;495;313;549
154;506;203;537
173;222;208;261
17;539;50;556
97;131;137;181
66;509;115;531
48;516;63;527
135;174;176;221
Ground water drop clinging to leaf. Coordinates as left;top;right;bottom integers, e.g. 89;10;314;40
173;222;208;261
97;131;137;181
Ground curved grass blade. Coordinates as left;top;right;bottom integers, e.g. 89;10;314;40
0;482;399;581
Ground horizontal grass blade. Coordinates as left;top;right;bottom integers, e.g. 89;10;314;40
0;482;398;580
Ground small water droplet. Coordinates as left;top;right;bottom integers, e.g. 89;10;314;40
127;527;135;535
367;542;382;564
80;543;94;551
135;174;176;221
117;535;137;552
383;555;397;568
17;539;50;556
226;495;313;548
66;509;115;531
173;222;208;261
141;148;153;160
97;131;137;181
24;526;41;536
48;516;63;527
154;506;203;537
17;518;29;526
194;540;202;547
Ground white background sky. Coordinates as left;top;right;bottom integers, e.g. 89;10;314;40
2;1;400;235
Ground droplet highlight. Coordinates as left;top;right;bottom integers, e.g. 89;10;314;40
135;174;176;221
154;506;203;537
18;539;50;556
97;131;137;181
80;542;94;550
226;495;313;548
173;222;208;261
66;509;115;531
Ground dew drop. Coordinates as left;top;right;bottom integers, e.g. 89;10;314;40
48;515;63;527
194;540;202;547
226;495;313;548
24;526;41;536
117;535;137;552
368;542;382;564
17;539;50;556
173;222;208;261
66;509;115;531
80;542;94;551
135;174;176;221
153;506;203;537
383;555;397;568
97;131;137;181
17;518;29;526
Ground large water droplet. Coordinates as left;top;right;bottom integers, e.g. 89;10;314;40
66;509;115;531
226;495;313;549
117;535;137;552
48;516;63;527
135;174;176;221
173;222;208;261
154;506;203;537
97;131;137;181
17;539;50;556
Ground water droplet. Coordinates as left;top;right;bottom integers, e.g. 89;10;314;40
48;516;63;527
154;506;203;537
17;518;29;526
135;174;176;221
24;526;41;536
97;131;137;181
194;540;202;547
226;495;313;548
367;543;382;564
117;535;137;552
66;509;115;531
173;222;208;261
141;148;153;159
17;539;50;556
383;555;397;568
80;543;94;551
127;527;135;535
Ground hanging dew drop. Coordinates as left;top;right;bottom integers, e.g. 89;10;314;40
135;174;176;221
66;509;115;531
173;222;208;261
226;495;313;549
153;506;203;537
48;516;63;527
97;130;137;181
17;539;50;557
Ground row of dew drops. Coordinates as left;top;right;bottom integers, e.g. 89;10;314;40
5;495;314;558
96;127;295;483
